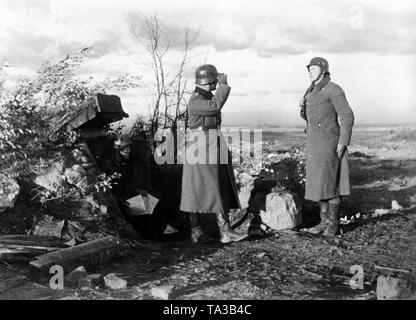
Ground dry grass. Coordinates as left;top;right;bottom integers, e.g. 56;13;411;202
387;128;416;142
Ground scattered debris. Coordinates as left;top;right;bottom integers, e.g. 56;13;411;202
61;221;86;243
340;212;361;225
104;273;127;290
151;285;174;300
65;266;88;286
32;215;65;238
127;193;159;216
33;160;65;192
78;274;103;290
0;235;70;262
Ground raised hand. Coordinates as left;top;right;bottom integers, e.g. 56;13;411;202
218;73;228;85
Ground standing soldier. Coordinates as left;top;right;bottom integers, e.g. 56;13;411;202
300;57;354;236
180;64;248;244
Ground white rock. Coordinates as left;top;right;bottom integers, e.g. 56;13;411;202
64;165;88;189
260;192;302;231
104;273;127;290
391;200;404;211
34;160;65;192
0;174;20;213
377;276;412;300
374;209;390;217
151;285;174;300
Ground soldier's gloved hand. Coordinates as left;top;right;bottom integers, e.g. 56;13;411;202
218;73;228;85
337;144;346;159
299;97;306;108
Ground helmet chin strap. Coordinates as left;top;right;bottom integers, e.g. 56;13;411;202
312;70;325;86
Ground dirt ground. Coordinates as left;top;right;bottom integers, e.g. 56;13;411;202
1;128;415;300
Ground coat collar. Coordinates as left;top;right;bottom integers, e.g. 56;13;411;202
194;86;214;99
314;75;331;92
304;75;331;97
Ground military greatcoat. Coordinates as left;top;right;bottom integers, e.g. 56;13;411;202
304;79;354;201
180;84;240;214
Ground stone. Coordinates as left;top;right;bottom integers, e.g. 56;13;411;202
64;165;88;190
65;266;87;286
151;285;174;300
374;209;390;217
376;276;412;300
85;195;100;209
0;174;20;213
260;192;302;231
391;200;404;211
78;274;103;290
34;160;65;192
99;205;108;215
104;273;127;290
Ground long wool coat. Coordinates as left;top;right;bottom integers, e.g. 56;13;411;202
304;80;354;201
180;84;241;214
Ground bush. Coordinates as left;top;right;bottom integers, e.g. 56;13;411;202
0;48;141;177
388;128;416;142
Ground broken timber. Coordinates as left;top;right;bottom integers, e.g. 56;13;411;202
29;236;122;279
0;235;72;262
0;235;72;248
374;265;411;274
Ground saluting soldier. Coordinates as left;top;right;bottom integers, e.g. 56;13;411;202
300;57;354;236
180;64;248;244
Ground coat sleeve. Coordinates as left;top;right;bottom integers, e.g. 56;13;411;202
190;84;231;116
329;85;354;146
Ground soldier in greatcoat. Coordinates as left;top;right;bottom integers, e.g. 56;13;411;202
180;64;248;244
300;57;354;236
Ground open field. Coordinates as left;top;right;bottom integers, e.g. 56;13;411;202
1;127;415;300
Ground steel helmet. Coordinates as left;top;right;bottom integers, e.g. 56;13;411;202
195;64;218;85
307;57;329;73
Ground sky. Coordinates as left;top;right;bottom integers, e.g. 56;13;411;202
1;0;415;126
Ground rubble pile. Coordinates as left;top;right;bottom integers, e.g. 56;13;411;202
230;139;307;233
0;174;20;213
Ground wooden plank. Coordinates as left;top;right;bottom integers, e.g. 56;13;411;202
0;248;43;262
29;236;122;279
0;244;63;252
0;235;71;248
374;265;411;274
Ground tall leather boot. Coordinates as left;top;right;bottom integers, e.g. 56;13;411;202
190;212;214;243
323;203;340;236
216;212;248;244
307;202;329;234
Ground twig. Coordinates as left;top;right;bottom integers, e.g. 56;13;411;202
374;265;410;274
